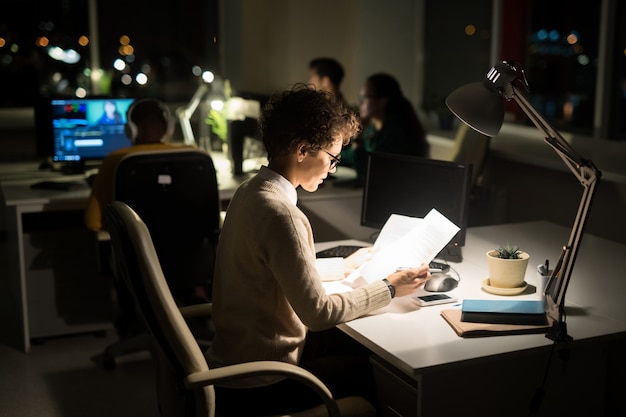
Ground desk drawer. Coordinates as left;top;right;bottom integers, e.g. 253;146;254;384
371;356;418;417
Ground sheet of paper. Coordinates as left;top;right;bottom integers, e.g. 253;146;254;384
315;257;345;281
345;208;460;286
373;214;421;250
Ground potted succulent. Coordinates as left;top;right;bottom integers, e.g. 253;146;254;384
486;244;530;288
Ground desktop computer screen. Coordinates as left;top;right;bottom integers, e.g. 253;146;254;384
36;97;135;163
361;152;473;258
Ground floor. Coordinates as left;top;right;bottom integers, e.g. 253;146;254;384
0;331;158;417
0;217;159;417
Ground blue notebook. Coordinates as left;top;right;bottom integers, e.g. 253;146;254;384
461;299;547;325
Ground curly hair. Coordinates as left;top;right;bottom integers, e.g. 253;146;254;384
259;84;360;159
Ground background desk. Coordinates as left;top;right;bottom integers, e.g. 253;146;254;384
318;222;626;417
0;158;243;353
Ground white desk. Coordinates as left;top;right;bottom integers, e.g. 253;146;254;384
0;156;242;352
318;222;626;416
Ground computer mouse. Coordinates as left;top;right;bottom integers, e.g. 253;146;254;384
424;273;458;292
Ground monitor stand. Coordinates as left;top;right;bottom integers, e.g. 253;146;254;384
436;243;463;263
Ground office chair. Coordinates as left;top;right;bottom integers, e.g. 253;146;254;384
100;148;221;369
105;201;376;417
449;123;491;189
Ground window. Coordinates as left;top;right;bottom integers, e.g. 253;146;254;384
500;0;625;141
0;0;219;107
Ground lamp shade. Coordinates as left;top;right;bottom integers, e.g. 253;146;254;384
445;82;504;137
445;61;518;137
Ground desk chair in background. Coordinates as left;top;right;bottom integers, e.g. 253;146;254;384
100;148;221;369
105;201;375;417
448;123;491;189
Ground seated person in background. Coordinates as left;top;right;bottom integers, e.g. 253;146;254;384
308;57;349;108
85;98;187;231
85;98;209;308
207;84;430;415
340;72;429;185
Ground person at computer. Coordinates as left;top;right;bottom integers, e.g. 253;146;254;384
339;72;429;185
97;100;124;124
84;98;209;304
207;84;430;415
308;57;349;108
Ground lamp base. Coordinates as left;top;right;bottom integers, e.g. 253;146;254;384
546;319;573;343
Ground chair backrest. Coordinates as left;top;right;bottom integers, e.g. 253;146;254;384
105;201;214;417
449;123;491;188
113;148;220;300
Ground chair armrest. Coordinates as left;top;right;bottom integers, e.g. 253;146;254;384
184;361;341;417
179;302;212;319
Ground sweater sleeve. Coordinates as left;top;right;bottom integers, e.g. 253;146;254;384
263;194;391;331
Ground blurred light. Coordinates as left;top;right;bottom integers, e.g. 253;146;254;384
48;46;64;60
56;78;69;92
48;46;81;64
64;49;80;64
141;63;151;74
135;72;148;85
119;44;134;56
464;24;476;36
83;67;91;77
202;70;214;83
125;54;135;63
78;35;89;47
577;54;590;65
549;29;560;41
121;74;132;85
0;38;5;48
52;72;62;82
75;87;87;98
39;21;54;31
113;58;126;71
623;48;626;57
120;35;130;45
36;36;49;47
10;43;19;53
92;68;103;81
537;29;548;41
210;100;224;111
192;65;202;76
566;33;578;45
573;44;583;54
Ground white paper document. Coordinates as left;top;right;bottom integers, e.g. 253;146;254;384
343;208;460;288
315;258;345;281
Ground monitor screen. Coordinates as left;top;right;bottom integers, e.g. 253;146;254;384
36;97;135;162
361;152;473;248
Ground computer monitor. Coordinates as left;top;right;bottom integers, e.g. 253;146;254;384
361;152;473;260
35;96;136;163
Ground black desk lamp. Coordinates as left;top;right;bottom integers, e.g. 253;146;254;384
445;61;602;343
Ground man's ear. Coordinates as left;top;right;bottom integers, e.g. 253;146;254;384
296;143;308;162
298;143;308;154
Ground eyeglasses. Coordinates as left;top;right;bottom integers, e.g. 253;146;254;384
321;149;342;170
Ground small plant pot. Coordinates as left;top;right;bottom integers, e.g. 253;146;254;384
486;250;530;288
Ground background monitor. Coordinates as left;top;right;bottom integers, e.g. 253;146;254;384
361;152;473;258
36;97;136;163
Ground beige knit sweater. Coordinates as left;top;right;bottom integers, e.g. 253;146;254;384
207;172;390;385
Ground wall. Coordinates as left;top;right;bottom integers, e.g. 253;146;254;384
220;0;425;108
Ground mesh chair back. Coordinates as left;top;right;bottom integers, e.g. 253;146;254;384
113;148;220;300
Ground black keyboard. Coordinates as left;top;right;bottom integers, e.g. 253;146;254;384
316;245;364;258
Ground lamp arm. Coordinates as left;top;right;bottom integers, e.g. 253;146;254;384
175;84;209;145
505;84;602;341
